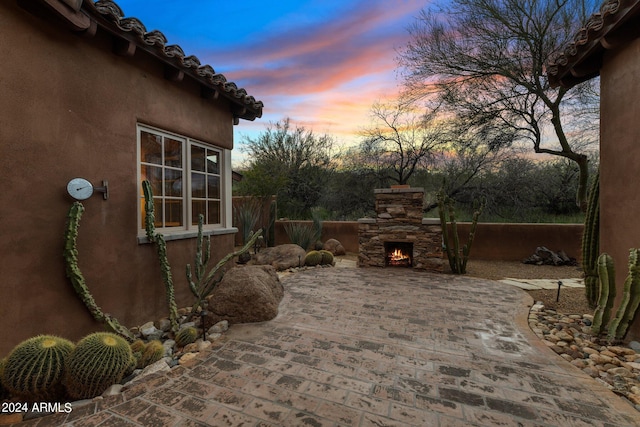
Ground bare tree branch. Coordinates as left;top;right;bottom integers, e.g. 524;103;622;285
400;0;600;210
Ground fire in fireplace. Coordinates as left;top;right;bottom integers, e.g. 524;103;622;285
385;242;413;267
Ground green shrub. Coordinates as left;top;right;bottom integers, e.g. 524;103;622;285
233;200;261;245
284;222;318;251
1;335;75;401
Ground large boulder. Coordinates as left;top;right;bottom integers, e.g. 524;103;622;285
323;238;346;256
205;265;284;324
250;244;306;270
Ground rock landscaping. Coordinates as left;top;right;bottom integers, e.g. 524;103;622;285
0;263;287;425
249;243;307;270
0;315;233;425
529;302;640;411
204;265;284;324
523;246;577;266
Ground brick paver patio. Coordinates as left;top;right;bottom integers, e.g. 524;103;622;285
15;268;639;426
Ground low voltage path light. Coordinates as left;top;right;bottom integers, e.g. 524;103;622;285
556;281;563;302
200;310;208;340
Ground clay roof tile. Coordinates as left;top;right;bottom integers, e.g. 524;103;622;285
83;0;262;120
546;0;640;88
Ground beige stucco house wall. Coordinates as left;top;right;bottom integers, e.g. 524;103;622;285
548;0;640;341
0;0;262;355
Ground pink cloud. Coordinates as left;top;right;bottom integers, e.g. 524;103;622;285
215;0;428;148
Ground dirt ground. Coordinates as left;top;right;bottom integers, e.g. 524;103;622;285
455;259;591;315
340;254;591;316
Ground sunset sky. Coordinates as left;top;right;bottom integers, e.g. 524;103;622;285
113;0;431;162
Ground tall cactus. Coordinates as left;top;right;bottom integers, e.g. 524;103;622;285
437;189;484;274
186;215;262;314
142;180;179;333
592;253;616;335
63;202;134;341
607;249;640;341
582;171;600;308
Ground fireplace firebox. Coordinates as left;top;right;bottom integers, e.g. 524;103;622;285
385;242;413;267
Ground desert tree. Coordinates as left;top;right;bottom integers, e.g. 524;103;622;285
359;100;446;185
423;118;516;212
400;0;600;210
236;118;334;218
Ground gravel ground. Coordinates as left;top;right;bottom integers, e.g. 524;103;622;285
462;259;592;316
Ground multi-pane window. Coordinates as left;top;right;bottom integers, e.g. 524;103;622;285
138;125;222;232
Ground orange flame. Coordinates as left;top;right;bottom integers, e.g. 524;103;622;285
389;248;410;263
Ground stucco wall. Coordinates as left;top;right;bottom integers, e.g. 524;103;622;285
275;220;583;262
0;3;237;355
600;37;640;341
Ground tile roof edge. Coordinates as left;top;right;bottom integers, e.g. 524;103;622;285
81;0;263;121
546;0;640;88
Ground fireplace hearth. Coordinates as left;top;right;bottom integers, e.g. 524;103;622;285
358;187;443;272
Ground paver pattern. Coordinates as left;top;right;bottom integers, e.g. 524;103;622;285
16;268;640;426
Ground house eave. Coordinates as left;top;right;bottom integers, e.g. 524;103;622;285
546;0;640;89
17;0;264;122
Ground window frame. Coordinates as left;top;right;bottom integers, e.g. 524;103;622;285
137;124;234;241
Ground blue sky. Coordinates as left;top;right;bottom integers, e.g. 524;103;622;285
113;0;431;163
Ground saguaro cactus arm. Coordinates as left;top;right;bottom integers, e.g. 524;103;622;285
582;172;600;308
437;188;483;274
613;249;640;340
142;180;179;333
592;253;615;335
189;228;262;314
63;202;134;341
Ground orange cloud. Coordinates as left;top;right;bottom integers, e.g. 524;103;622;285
209;0;430;151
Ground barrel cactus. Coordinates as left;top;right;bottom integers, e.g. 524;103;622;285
63;332;133;400
319;250;334;265
0;358;6;400
305;250;323;266
130;339;146;355
137;340;165;369
1;335;75;401
130;339;146;367
175;326;198;348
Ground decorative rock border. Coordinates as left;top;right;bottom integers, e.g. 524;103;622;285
1;319;230;425
528;302;640;411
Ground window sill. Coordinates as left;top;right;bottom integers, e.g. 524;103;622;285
137;227;238;244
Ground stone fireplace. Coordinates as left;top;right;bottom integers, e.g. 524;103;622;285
358;187;443;272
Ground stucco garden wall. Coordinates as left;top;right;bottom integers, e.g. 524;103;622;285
599;38;640;341
275;220;583;262
0;3;237;355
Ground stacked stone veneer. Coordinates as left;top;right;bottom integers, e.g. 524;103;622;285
358;188;443;272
